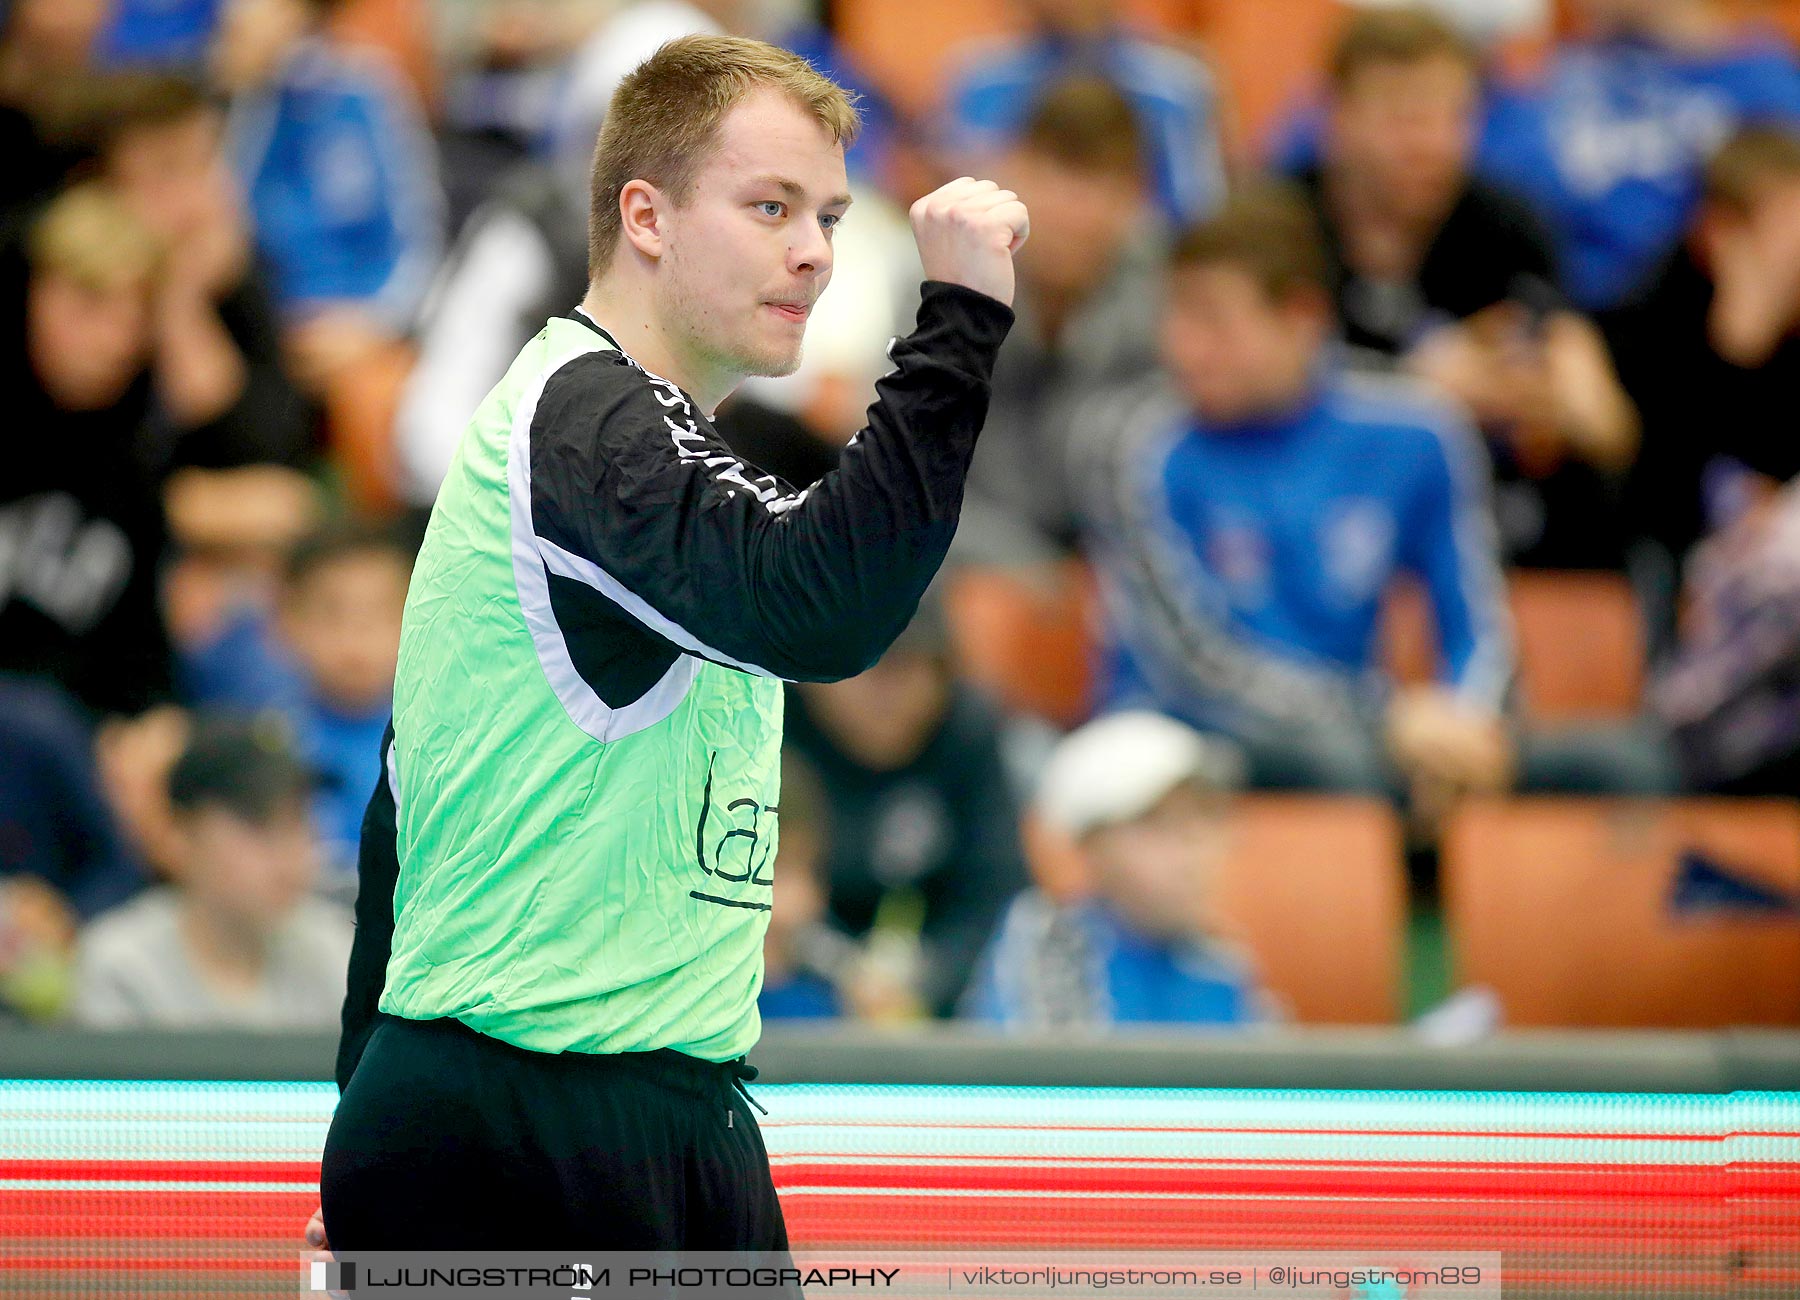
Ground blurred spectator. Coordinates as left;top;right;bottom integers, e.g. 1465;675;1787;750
1480;0;1800;310
1603;127;1800;613
1306;9;1558;360
1651;474;1800;795
69;713;352;1027
1305;7;1639;569
1072;189;1515;814
95;73;312;469
0;183;174;718
272;521;411;888
962;712;1274;1028
941;0;1225;227
955;76;1165;567
215;0;443;388
758;753;843;1021
785;597;1029;1019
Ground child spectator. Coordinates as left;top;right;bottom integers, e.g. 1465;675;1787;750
95;72;311;470
215;0;442;389
69;713;352;1028
962;711;1274;1029
275;522;412;887
785;597;1029;1018
0;183;174;719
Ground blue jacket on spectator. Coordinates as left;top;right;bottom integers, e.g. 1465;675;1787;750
963;891;1265;1028
1084;371;1511;734
288;691;389;886
228;39;442;327
944;30;1225;227
1479;32;1800;310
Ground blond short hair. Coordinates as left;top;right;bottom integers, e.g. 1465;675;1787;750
587;34;860;276
26;182;163;292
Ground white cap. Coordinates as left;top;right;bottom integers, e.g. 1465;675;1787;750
1033;711;1244;838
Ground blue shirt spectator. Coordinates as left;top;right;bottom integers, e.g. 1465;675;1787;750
943;15;1224;226
1072;189;1515;799
1480;29;1800;309
175;607;384;890
965;894;1265;1027
961;711;1271;1029
1093;369;1510;733
285;688;387;885
226;37;442;326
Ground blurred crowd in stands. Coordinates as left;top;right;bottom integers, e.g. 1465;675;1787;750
2;0;1798;1036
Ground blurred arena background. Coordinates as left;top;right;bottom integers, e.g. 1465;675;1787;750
2;0;1799;1293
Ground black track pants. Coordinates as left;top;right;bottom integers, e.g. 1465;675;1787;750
320;1014;789;1250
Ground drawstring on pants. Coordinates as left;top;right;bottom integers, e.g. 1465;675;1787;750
724;1057;767;1124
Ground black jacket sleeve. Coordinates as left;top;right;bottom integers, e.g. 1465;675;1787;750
336;721;398;1092
529;282;1012;683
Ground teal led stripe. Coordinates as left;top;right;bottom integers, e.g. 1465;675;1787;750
0;1082;1795;1164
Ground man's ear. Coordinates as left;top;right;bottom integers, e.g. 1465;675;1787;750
618;179;667;260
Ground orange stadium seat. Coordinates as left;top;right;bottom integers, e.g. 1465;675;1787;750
1215;795;1407;1024
943;561;1098;727
331;0;438;112
1444;797;1800;1027
1509;569;1645;719
1381;569;1646;720
1024;795;1407;1024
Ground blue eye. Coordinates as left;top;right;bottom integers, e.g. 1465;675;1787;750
820;213;841;233
756;201;785;218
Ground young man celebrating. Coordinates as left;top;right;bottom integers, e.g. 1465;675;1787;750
315;36;1026;1250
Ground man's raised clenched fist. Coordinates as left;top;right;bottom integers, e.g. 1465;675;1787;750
909;177;1031;308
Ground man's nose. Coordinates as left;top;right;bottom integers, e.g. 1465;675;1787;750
789;220;833;277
